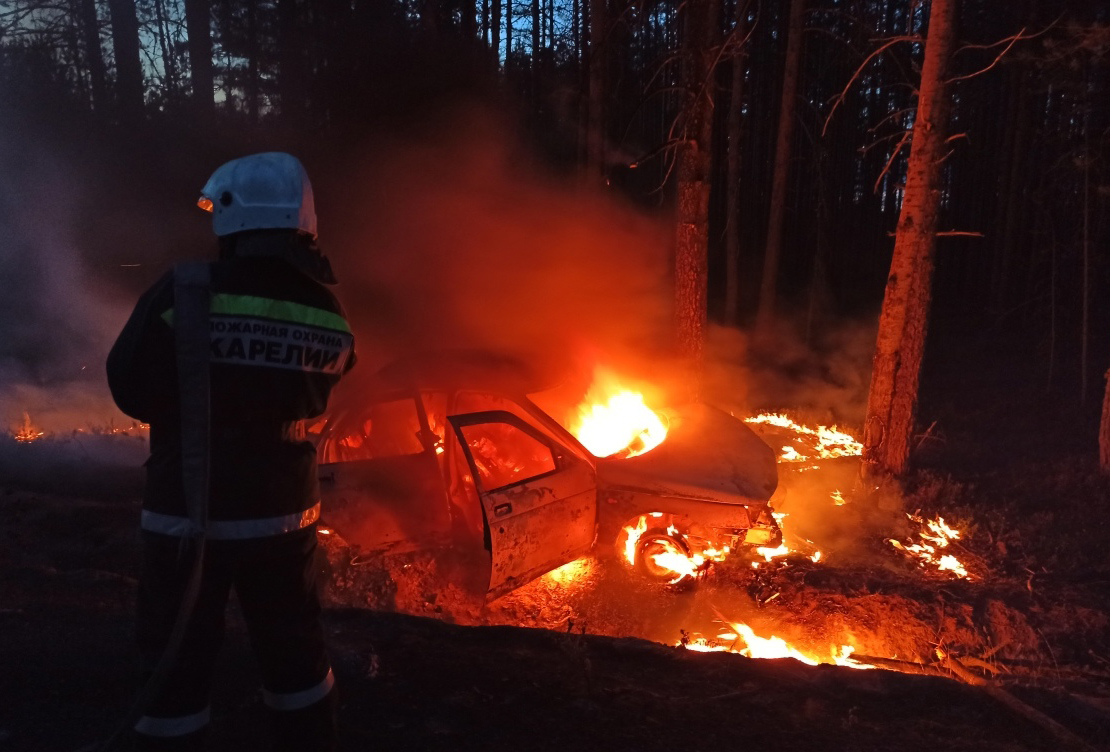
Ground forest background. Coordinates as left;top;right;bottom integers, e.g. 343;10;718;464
1;0;1108;472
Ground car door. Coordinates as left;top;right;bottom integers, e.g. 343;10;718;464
448;410;596;598
317;394;451;554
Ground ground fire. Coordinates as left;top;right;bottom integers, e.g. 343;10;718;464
11;412;43;443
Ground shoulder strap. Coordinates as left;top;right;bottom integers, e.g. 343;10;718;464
173;262;212;535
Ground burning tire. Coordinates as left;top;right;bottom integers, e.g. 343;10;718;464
634;530;696;583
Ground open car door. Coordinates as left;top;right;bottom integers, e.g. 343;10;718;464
449;410;596;598
317;395;451;554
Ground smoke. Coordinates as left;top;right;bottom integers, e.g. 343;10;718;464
704;318;878;427
0;123;137;433
321;107;674;395
0;95;879;473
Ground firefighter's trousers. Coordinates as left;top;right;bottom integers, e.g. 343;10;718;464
134;526;336;751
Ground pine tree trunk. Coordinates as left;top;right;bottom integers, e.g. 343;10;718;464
153;0;177;95
506;0;513;58
673;0;719;383
106;0;144;123
463;0;478;37
492;0;502;57
279;0;308;120
184;0;213;113
754;0;805;335
863;0;957;476
531;0;541;94
724;0;748;326
75;0;109;111
1100;369;1110;476
246;0;260;121
586;0;606;180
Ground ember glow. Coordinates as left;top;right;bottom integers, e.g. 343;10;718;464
542;557;596;585
569;369;667;459
745;413;863;462
11;412;44;443
888;514;971;579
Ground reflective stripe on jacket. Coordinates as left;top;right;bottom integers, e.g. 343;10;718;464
107;249;355;525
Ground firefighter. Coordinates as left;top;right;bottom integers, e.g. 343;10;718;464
107;152;355;751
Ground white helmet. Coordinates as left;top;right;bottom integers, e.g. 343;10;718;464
198;152;317;238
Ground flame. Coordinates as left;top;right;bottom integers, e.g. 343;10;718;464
11;412;45;443
745;413;862;462
569;369;667;459
888;514;971;579
682;620;873;669
619;515;729;583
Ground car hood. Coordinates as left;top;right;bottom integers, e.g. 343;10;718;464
595;403;778;505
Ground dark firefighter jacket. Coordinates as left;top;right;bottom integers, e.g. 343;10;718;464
107;253;355;532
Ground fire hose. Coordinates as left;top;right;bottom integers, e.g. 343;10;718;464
81;262;212;752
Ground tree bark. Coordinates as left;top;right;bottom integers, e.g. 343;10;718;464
184;0;213;113
724;0;749;326
754;0;805;334
1100;369;1110;476
673;0;720;384
585;0;606;180
531;0;541;91
463;0;478;37
107;0;144;123
863;0;957;476
246;0;260;122
153;0;178;96
492;0;502;57
75;0;109;111
279;0;309;121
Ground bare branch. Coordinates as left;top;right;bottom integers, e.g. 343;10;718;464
947;27;1029;84
873;129;911;194
822;35;921;137
867;106;915;136
936;231;985;237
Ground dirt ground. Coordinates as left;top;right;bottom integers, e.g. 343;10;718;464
2;451;1109;752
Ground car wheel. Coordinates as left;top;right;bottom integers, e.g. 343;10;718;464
635;529;695;583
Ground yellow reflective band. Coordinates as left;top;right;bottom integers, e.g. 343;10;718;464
162;294;350;333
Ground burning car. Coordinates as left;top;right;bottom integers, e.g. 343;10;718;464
312;351;781;598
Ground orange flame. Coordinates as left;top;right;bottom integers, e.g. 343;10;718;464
745;413;862;462
619;515;729;583
11;413;44;443
569;369;667;459
888;514;971;579
683;619;873;669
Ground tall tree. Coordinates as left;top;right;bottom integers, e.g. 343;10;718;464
673;0;720;379
106;0;144;122
585;0;605;179
755;0;805;334
723;0;749;326
184;0;214;113
74;0;109;111
491;0;502;59
1101;368;1110;476
863;0;958;475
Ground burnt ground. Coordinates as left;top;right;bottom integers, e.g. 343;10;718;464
3;422;1110;752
